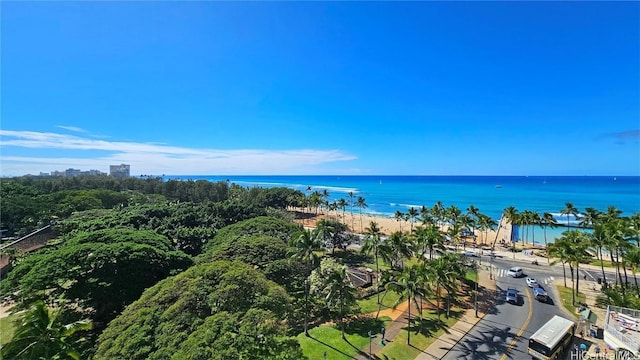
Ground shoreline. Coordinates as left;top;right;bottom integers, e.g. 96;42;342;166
291;207;524;249
290;208;621;262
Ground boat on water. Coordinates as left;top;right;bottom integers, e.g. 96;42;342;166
495;185;502;188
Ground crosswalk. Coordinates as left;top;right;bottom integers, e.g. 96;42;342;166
492;268;555;285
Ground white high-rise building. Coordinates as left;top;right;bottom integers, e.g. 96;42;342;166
109;164;130;178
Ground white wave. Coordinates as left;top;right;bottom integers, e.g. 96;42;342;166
231;181;358;194
233;180;294;187
399;203;423;209
309;185;359;194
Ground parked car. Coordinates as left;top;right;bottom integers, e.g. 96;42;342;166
507;267;524;278
533;286;548;302
462;250;477;257
526;277;538;287
461;229;475;237
506;288;518;304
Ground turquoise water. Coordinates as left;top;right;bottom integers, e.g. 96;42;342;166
166;175;639;242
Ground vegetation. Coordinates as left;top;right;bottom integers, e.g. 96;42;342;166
1;229;193;324
94;261;303;359
1;174;638;359
0;301;92;360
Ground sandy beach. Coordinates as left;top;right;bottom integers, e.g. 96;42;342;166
292;208;534;250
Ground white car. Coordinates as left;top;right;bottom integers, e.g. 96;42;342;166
507;267;523;278
526;277;538;287
462;250;477;257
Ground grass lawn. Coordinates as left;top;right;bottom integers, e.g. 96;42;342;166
587;259;615;269
357;291;402;315
297;316;392;359
556;286;586;319
0;313;19;345
377;308;462;360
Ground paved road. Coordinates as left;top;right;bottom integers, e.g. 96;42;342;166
442;259;568;360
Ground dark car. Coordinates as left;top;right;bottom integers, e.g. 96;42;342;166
533;286;548;303
506;288;518;304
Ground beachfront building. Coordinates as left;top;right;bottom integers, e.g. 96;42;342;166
604;305;640;356
64;168;82;177
109;164;131;178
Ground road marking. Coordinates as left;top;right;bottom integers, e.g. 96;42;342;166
500;287;533;360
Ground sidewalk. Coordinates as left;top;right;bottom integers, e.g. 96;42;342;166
414;268;496;359
351;269;496;360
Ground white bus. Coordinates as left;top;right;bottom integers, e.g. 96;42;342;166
528;315;576;360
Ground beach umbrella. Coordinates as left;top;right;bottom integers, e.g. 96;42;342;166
580;309;598;325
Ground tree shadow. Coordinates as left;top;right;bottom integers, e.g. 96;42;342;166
307;333;358;359
409;316;450;338
329;249;372;265
450;321;517;360
340;316;386;337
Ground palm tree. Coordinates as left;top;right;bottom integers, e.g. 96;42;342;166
385;231;413;270
321;189;330;214
356;196;368;233
427;253;465;319
348;191;356;230
580;207;602;229
384;265;427;345
309;191;323;215
328;201;338;221
530;211;541;246
337;198;347;222
587;221;608;286
629;213;640;247
548;237;571;289
412;224;444;261
605;206;622;221
502;206;519;257
551;230;589;305
1;301;92;360
458;214;474;249
520;210;538;245
560;202;579;229
541;212;558;264
289;229;322;336
407;207;419;233
466;205;480;245
324;266;357;340
605;218;630;287
446;205;461;226
290;229;322;276
420;206;434;226
314;218;335;253
395;210;405;232
431;201;445;227
477;214;497;247
624;246;640;296
361;221;389;313
565;230;590;302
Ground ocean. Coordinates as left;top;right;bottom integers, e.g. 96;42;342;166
165;175;640;243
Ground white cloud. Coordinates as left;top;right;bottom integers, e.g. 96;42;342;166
0;130;357;175
56;125;88;133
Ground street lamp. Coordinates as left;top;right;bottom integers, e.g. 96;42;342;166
474;260;479;318
304;279;309;336
368;330;373;359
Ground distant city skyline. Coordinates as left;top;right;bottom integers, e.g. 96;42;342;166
30;163;130;178
1;2;638;176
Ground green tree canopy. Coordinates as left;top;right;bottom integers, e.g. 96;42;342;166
1;230;192;323
0;301;92;360
202;216;303;254
202;235;289;269
94;261;302;360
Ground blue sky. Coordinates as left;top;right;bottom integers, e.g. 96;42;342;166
1;1;638;176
